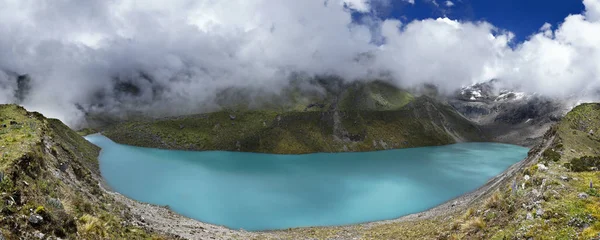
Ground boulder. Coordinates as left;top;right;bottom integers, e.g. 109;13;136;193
578;192;589;199
59;162;69;172
28;214;43;225
537;164;548;172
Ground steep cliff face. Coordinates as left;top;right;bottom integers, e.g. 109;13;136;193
0;105;162;239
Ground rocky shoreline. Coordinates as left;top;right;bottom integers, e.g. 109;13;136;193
102;135;553;240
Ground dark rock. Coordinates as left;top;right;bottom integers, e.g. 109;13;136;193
179;124;184;130
28;213;43;225
9;121;18;125
0;171;3;182
1;124;6;128
59;162;68;172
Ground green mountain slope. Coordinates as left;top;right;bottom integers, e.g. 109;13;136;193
338;81;414;111
100;80;485;154
103;95;485;154
269;103;600;239
3;101;600;239
0;105;161;239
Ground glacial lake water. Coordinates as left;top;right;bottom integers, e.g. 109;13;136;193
85;134;528;231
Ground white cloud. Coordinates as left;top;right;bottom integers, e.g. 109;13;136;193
584;0;600;21
342;0;371;12
539;23;553;37
404;0;415;4
501;9;600;97
446;1;454;7
376;18;510;91
0;0;599;126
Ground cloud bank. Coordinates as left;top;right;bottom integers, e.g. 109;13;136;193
0;0;598;127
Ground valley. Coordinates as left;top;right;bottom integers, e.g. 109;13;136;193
0;82;598;239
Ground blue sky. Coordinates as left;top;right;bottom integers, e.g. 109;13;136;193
369;0;586;43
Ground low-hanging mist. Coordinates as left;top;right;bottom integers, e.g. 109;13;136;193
0;0;599;127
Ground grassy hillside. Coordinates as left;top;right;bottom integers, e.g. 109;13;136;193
103;96;485;154
263;103;600;239
0;104;162;239
4;101;600;239
338;81;414;111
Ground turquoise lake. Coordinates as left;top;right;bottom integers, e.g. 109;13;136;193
85;134;528;231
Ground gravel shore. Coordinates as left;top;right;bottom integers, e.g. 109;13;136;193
103;136;552;240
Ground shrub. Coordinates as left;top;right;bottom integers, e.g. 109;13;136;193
35;206;46;214
485;192;501;209
542;149;561;162
587;188;600;197
79;214;107;238
570;156;600;172
461;217;486;233
463;208;475;219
